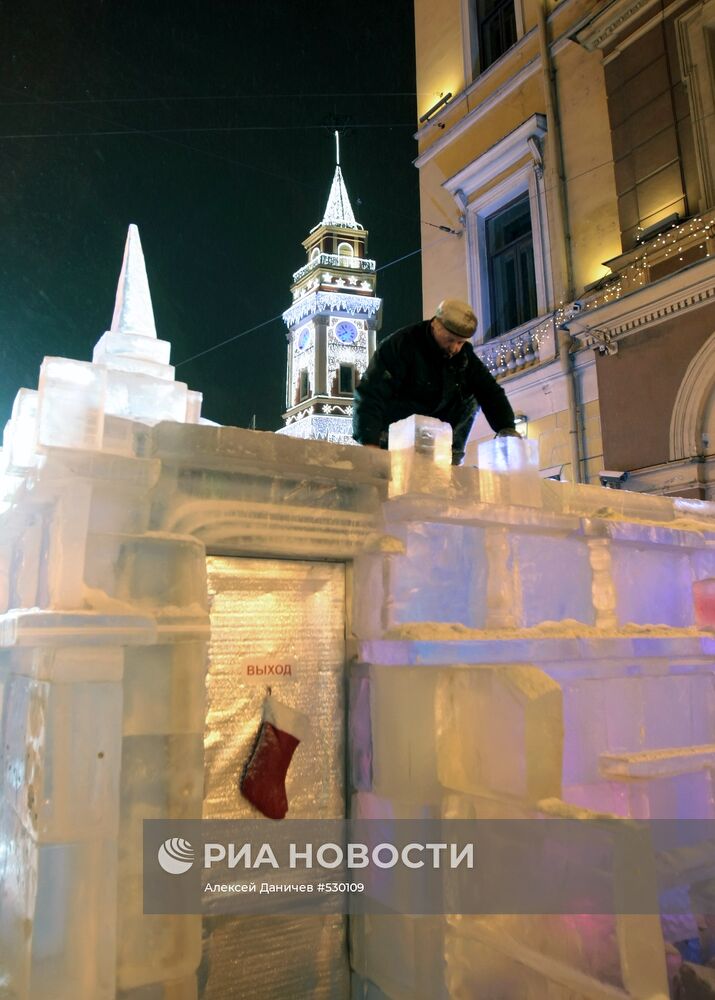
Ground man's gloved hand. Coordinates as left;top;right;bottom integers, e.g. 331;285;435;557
496;427;521;438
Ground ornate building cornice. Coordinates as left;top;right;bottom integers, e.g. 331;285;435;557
575;0;660;51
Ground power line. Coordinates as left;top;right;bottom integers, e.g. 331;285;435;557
174;232;453;368
0;91;422;107
0;122;415;140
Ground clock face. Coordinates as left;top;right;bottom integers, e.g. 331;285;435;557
335;320;358;344
297;326;311;351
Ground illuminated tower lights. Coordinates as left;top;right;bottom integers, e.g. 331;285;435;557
277;132;382;445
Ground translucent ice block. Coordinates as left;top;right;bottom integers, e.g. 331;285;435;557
7;388;39;470
119;733;205;880
352;524;489;637
389;415;453;498
436;665;563;803
85;532;208;611
185;390;203;424
117;977;197;1000
94;330;171;367
351;914;447;1000
368;665;441;802
350;973;392;1000
609;542;694;626
444;925;669;1000
116;875;201;991
2;674;123;841
0;806;117;1000
105;369;188;424
388;414;452;463
37;357;106;451
477;435;541;507
122;643;207;736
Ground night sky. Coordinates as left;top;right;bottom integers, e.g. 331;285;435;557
0;0;421;430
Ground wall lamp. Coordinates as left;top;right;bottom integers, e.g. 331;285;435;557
419;93;453;125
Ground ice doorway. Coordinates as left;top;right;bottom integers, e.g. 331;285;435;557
200;555;350;998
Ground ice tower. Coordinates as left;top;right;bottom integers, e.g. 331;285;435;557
277;132;382;445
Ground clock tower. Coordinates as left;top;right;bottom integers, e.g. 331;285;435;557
277;133;382;445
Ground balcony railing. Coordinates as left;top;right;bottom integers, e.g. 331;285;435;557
293;253;376;284
476;315;557;379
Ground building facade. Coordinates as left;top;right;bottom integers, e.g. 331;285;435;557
413;0;715;498
277;134;382;446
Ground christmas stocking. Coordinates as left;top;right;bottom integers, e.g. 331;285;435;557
240;696;309;820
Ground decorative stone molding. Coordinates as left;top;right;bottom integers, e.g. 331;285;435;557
669;330;715;461
575;0;659;52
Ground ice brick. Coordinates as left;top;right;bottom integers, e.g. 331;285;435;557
46;485;92;608
37;357;106;451
0;806;117;1000
352;524;489;637
610;541;694;626
122;643;207;736
512;531;593;627
351;914;447;1000
117;875;201;991
119;734;204;879
444;926;669;1000
388;414;452;463
117;976;197;1000
350;973;392;1000
477;435;541;507
562;672;715;786
105;369;188;424
185;390;202;424
2;673;122;841
7;389;39;471
84;532;208;611
94;332;170;367
436;665;563;803
388;415;452;498
368;665;441;802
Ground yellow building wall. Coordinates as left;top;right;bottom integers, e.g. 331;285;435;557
414;0;622;311
467;398;603;483
414;0;466;120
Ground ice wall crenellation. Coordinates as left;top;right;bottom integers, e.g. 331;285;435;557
0;230;714;998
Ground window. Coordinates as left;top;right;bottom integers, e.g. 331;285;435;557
676;2;715;211
337;242;353;258
338;363;355;395
477;0;517;71
443;115;551;343
485;194;537;338
299;369;310;401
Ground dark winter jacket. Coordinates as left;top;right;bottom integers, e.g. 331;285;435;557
353;320;515;464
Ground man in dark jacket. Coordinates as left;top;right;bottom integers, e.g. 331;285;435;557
353;299;518;465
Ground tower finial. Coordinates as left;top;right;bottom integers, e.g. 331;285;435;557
335;130;340;167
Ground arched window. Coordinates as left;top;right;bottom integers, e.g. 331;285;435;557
310;246;320;262
337;242;353;259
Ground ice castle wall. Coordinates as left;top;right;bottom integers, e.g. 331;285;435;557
1;229;714;998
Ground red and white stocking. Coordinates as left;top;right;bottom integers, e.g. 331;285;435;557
240;696;309;820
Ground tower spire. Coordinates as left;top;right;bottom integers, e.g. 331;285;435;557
110;224;157;338
321;135;360;230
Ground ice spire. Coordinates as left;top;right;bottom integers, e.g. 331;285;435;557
110;224;157;338
320;131;361;230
